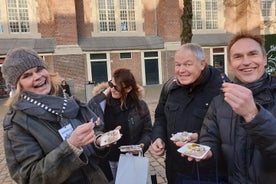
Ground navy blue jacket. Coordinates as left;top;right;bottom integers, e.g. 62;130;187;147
200;73;276;184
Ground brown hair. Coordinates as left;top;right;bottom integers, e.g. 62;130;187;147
111;68;143;116
227;32;266;61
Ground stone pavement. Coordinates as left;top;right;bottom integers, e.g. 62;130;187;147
0;85;167;184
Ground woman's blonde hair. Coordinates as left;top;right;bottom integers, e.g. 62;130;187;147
5;72;61;108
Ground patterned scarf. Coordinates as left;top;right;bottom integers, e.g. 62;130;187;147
13;92;99;159
13;92;79;122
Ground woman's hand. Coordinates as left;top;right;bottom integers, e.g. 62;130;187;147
151;138;165;156
129;144;144;155
95;125;122;148
67;122;95;148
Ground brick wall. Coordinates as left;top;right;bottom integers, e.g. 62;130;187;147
142;0;157;35
37;0;79;44
53;54;87;94
54;0;78;45
156;0;182;42
75;0;93;37
110;52;143;85
37;0;56;37
161;50;175;83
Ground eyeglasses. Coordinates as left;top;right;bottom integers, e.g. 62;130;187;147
108;80;121;91
108;80;129;92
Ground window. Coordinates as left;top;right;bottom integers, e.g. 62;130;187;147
120;52;131;59
92;0;144;36
98;0;136;32
0;0;40;38
89;53;109;84
261;0;276;18
192;0;223;33
98;0;116;32
211;47;227;74
120;0;136;31
143;51;160;85
193;1;203;29
7;0;30;33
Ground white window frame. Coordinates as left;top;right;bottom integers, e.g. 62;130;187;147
86;52;111;82
260;0;276;34
119;52;132;59
261;0;276;20
0;0;40;38
192;0;225;34
141;50;162;85
91;0;144;37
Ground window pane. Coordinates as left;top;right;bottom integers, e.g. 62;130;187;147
192;1;202;29
213;55;225;73
90;53;107;60
7;0;30;33
144;51;158;58
193;0;218;30
98;0;136;33
205;0;218;29
261;0;272;16
98;0;116;32
119;0;136;31
213;48;224;53
120;52;131;59
261;0;276;17
145;58;159;85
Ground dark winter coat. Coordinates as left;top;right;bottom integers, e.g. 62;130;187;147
200;73;276;184
3;93;108;184
88;83;152;154
151;66;227;179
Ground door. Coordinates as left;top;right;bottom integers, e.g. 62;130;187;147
90;53;108;84
144;51;159;85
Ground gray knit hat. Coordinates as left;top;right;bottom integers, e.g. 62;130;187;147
1;47;46;87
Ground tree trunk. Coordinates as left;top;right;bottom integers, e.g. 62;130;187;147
181;0;193;44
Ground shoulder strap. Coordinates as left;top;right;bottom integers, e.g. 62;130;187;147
163;77;178;101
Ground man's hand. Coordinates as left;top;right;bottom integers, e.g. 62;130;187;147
183;150;213;162
222;82;258;122
174;132;198;147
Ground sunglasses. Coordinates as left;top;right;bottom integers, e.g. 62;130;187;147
108;80;121;91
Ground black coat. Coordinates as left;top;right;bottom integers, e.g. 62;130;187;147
200;73;276;184
152;66;226;178
87;85;152;154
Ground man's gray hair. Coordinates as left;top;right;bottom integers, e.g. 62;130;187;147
177;43;205;62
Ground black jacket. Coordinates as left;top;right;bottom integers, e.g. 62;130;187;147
88;83;152;155
152;66;227;177
200;73;276;184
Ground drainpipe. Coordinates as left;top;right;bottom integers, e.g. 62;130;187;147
154;0;158;36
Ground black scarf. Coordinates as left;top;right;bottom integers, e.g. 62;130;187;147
233;72;269;95
176;65;210;93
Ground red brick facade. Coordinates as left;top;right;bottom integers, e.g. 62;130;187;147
0;0;271;100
